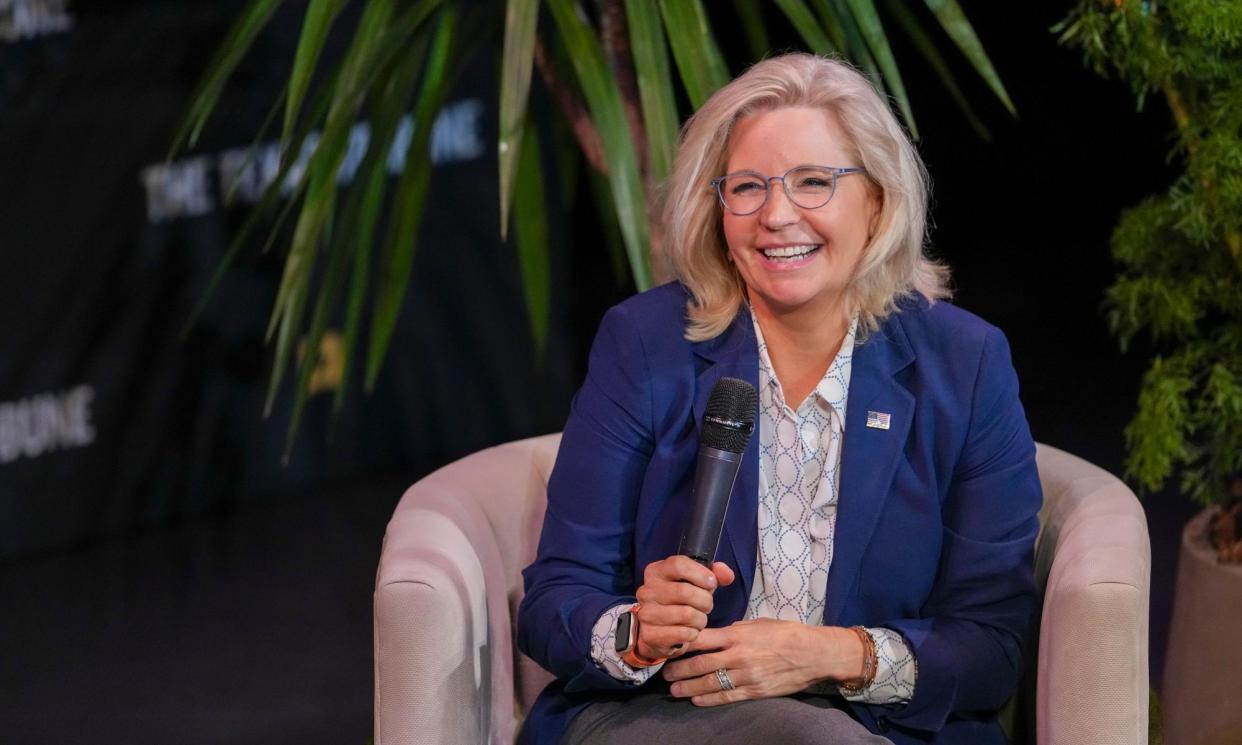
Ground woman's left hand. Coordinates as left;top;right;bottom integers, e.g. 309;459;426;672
662;618;862;707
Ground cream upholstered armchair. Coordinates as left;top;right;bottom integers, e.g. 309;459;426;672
373;435;1150;745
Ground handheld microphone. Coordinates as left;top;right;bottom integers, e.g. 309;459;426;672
679;377;758;567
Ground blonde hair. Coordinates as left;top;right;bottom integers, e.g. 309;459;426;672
662;53;950;341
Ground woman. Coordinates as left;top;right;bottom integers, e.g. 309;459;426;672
517;54;1042;745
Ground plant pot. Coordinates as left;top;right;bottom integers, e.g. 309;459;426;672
1163;509;1242;745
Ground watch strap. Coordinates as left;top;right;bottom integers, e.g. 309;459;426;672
620;603;667;668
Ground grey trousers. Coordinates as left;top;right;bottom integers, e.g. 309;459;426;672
561;692;894;745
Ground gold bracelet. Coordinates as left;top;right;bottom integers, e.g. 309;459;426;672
838;626;877;695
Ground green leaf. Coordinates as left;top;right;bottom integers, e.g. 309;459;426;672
1126;352;1198;493
337;193;376;411
284;196;352;461
822;0;884;88
547;0;653;290
513;119;551;356
264;173;332;416
332;33;430;416
843;0;917;137
923;0;1015;114
626;0;679;181
222;79;289;206
284;0;349;140
731;0;772;63
267;0;399;413
366;6;459;392
181;71;341;340
283;26;424;455
318;0;396;141
170;0;285;157
498;0;541;239
878;0;990;139
331;161;382;414
774;0;838;56
266;0;446;409
276;0;442;173
270;0;444;282
267;0;393;326
658;0;729;108
808;0;850;52
180;176;304;341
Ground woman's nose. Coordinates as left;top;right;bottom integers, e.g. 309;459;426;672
758;177;799;229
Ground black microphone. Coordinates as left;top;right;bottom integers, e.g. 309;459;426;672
679;377;758;567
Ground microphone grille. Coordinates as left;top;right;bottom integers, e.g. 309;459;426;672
702;377;758;453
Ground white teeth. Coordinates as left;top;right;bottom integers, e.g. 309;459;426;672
762;244;818;259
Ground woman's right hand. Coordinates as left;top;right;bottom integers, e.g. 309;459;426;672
634;556;735;660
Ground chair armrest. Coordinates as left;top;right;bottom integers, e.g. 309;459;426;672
1036;448;1150;745
374;435;562;745
374;503;498;745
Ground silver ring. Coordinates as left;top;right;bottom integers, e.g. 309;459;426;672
715;668;735;691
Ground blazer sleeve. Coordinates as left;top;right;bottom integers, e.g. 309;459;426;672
879;325;1043;733
516;305;657;693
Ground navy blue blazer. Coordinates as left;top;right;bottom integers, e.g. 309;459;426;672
517;282;1042;745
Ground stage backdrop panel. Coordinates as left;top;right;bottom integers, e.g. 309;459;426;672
0;1;584;560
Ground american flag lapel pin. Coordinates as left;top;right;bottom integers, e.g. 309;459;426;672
866;411;891;430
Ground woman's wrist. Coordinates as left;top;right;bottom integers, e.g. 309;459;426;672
809;625;867;684
627;605;668;667
837;626;878;694
631;637;666;667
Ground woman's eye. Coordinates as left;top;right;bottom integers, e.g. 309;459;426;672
731;181;765;195
796;177;830;189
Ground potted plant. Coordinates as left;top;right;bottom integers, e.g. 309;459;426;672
1057;1;1242;742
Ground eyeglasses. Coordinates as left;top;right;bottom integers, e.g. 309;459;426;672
710;165;867;216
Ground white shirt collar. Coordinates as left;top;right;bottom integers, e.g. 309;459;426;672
750;310;858;426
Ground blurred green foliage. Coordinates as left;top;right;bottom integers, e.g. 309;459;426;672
1057;0;1242;505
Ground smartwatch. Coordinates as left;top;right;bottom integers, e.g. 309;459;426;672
614;603;666;668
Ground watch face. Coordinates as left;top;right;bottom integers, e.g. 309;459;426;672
614;611;633;654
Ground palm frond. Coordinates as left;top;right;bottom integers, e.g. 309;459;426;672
879;0;990;139
659;0;729;108
284;0;350;140
548;0;652;290
330;27;429;416
626;0;678;181
170;0;286;156
366;5;459;392
513;119;551;356
774;0;839;56
498;0;541;238
923;0;1015;114
844;0;917;137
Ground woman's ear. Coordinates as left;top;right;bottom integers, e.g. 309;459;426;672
866;189;884;241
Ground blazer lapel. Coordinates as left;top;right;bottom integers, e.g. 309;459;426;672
824;318;915;625
691;307;760;610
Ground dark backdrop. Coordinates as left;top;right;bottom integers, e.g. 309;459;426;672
0;0;579;560
0;1;1194;743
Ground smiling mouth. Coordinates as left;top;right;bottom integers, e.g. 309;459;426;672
760;244;821;262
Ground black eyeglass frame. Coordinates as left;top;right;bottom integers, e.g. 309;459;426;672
710;165;867;216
